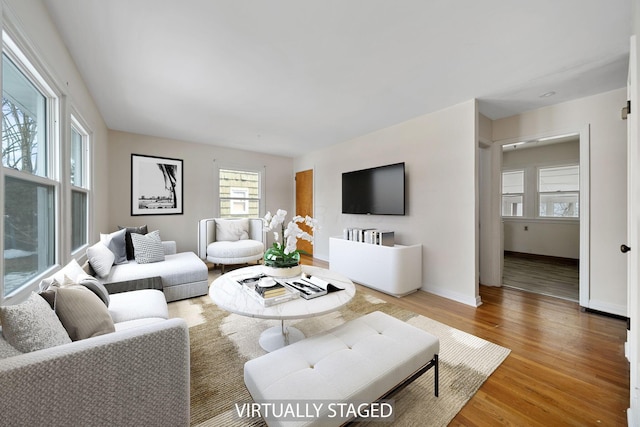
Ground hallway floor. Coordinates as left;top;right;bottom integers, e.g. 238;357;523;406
502;251;579;302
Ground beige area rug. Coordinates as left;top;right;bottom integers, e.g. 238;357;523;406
168;290;510;427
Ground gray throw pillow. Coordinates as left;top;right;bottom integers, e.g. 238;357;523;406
100;228;128;264
131;230;165;264
76;273;110;307
0;292;71;353
118;225;148;260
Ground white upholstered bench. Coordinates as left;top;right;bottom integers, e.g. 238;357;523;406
244;311;439;427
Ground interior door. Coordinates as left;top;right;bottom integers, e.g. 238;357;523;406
295;169;313;256
626;34;640;424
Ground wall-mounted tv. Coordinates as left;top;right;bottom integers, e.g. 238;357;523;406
342;162;405;215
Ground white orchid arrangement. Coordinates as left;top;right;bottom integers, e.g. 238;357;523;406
263;209;317;266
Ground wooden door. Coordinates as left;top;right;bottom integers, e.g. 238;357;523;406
295;169;313;256
626;34;640;424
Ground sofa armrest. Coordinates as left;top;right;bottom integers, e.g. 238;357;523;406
0;318;190;427
197;218;216;259
249;218;264;242
162;240;177;255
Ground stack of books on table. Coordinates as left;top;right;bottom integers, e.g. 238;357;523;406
237;275;299;307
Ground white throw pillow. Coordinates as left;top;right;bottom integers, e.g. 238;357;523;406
215;218;250;241
0;292;71;353
86;241;115;278
38;258;86;291
131;230;165;264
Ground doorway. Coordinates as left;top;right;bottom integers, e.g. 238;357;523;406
295;169;313;256
499;134;582;302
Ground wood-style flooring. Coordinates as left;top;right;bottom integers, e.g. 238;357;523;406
502;251;579;302
302;256;629;426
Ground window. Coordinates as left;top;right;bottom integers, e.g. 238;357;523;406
538;165;579;218
2;45;58;298
502;170;524;217
219;168;261;218
70;119;89;252
229;187;249;215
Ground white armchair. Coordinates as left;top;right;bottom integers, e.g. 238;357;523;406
197;218;264;273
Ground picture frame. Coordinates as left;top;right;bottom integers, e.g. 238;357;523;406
131;154;183;216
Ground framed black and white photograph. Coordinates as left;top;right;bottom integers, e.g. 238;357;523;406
131;154;183;215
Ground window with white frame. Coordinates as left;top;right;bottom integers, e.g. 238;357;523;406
501;170;524;217
218;168;261;218
2;41;58;298
538;165;579;218
70;117;89;252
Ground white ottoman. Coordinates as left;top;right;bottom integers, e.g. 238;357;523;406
244;311;440;427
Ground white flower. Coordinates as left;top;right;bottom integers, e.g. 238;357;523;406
262;208;316;256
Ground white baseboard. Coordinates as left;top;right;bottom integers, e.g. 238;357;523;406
587;299;627;317
421;285;482;307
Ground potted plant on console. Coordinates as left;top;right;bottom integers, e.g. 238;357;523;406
262;209;316;278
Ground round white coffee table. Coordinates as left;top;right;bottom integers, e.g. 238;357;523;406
209;265;356;352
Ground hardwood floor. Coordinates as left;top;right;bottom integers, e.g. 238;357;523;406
302;256;629;425
502;251;579;302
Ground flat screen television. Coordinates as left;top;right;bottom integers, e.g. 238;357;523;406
342;162;405;215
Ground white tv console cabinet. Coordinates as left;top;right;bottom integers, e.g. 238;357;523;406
329;237;422;297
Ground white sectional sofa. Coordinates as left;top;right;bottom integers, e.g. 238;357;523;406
87;227;209;302
94;240;209;302
0;263;190;426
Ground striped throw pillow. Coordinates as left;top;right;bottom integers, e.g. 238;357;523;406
131;230;165;264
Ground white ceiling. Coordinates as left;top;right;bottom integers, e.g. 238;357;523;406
42;0;631;157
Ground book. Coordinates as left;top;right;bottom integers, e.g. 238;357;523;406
284;274;344;300
237;274;299;306
254;281;288;298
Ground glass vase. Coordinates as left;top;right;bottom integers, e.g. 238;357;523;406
263;248;301;278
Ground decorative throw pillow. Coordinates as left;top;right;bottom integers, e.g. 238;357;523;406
215;218;250;241
86;242;115;278
0;292;71;353
39;258;86;292
100;228;128;264
53;285;115;341
118;225;148;260
76;273;110;307
131;230;165;264
0;336;22;359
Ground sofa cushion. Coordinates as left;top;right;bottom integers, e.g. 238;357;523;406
108;289;169;324
100;228;128;264
54;286;115;341
207;240;264;261
0;292;71;353
87;241;115;277
114;317;167;332
215;218;249;241
131;230;165;264
98;252;208;289
118;224;148;260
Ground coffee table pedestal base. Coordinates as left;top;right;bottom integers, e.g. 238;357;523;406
259;321;305;352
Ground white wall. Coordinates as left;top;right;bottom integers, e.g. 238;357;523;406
295;100;480;306
493;88;628;316
502;140;580;259
107;130;294;253
2;0;109;254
